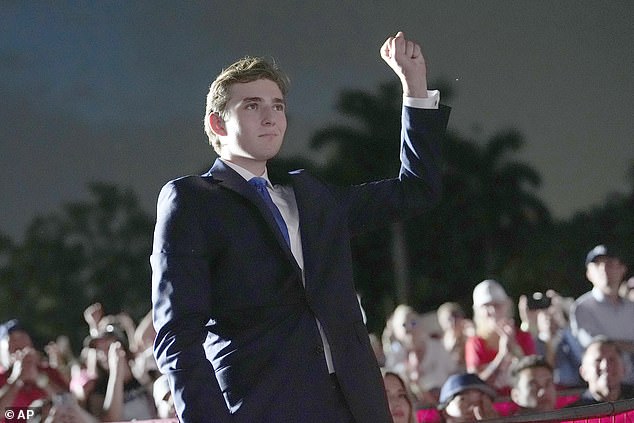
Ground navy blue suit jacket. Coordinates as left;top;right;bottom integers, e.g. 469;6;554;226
151;105;450;422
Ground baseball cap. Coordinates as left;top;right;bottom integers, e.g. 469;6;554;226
0;319;27;340
472;279;509;307
585;244;622;266
438;373;496;410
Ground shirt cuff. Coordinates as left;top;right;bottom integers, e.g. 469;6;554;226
403;90;440;109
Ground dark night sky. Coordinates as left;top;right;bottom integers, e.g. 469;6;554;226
2;1;633;240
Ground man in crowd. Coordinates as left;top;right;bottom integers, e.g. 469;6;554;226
567;337;634;407
510;355;557;414
437;373;498;422
570;244;634;383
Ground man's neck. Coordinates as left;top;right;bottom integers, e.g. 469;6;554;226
220;157;266;180
220;156;267;176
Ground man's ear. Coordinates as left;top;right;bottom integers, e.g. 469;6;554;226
579;364;588;382
210;113;227;136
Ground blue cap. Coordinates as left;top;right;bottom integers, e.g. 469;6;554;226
438;373;496;409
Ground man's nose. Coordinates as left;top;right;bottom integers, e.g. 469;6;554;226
261;108;275;125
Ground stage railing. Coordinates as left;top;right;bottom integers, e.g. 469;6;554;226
112;398;634;423
484;398;634;423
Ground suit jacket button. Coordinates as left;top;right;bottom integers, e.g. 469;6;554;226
315;345;324;354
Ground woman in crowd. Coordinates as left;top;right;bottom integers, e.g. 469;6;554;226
383;304;456;406
465;280;535;394
437;302;473;373
383;371;417;423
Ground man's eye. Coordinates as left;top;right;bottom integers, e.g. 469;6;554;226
273;104;285;111
245;103;257;110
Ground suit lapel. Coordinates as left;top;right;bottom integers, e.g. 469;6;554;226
206;159;299;267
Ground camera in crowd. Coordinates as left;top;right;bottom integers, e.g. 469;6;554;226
526;292;552;310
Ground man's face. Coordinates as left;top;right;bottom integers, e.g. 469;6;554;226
580;343;624;393
586;256;627;292
475;301;509;327
215;79;287;173
444;389;491;422
8;330;33;355
512;366;557;412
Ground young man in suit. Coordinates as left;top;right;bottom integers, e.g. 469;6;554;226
151;31;450;422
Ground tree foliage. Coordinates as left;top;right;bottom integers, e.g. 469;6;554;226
0;182;153;350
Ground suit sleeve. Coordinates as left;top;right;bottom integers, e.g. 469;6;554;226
344;104;450;235
151;181;232;423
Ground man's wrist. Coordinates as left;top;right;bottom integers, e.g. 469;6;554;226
403;90;440;109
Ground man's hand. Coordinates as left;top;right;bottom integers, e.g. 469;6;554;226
380;31;428;98
8;347;40;385
83;302;104;337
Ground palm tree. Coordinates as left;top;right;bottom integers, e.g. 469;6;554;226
420;129;551;296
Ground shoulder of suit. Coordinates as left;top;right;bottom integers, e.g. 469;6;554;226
160;174;221;195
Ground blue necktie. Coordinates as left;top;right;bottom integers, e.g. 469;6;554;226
248;177;291;247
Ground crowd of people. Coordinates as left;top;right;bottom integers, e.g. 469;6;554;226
379;243;634;422
1;243;633;422
0;303;176;422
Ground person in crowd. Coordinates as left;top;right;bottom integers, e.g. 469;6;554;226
510;355;557;414
466;279;536;393
43;335;76;383
75;321;157;421
151;31;449;422
0;319;69;415
383;371;417;423
437;373;498;422
130;310;160;387
570;244;634;383
520;291;584;388
83;303;139;355
567;337;634;406
384;304;456;406
437;302;473;373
